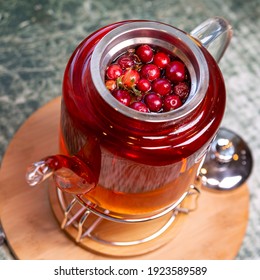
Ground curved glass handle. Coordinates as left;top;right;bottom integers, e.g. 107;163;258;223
190;17;233;63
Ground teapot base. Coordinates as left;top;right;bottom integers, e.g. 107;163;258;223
48;182;200;257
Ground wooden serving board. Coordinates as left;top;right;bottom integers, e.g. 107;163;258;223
0;97;249;259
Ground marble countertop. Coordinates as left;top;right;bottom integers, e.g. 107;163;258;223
0;0;259;260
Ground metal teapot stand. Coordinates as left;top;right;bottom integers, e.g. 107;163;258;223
48;182;200;257
0;97;250;259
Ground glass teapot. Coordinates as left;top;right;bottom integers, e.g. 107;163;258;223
26;17;232;221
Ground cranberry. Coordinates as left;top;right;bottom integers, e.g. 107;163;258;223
173;82;190;100
137;78;151;92
144;93;163;112
165;61;186;82
152;78;172;96
153;52;170;69
117;54;134;69
122;69;140;88
112;89;131;106
163;95;182;111
104;44;191;114
106;64;123;80
136;44;154;63
140;64;160;81
130;101;149;112
105;80;116;91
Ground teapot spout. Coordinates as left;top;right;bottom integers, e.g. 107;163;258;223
26;154;97;195
26;159;53;186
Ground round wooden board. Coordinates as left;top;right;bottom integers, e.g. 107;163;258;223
0;97;249;260
47;182;196;257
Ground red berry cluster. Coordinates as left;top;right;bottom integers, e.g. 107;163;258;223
105;44;191;113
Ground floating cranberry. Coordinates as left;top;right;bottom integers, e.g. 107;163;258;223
130;101;149;112
136;44;154;63
153;52;170;69
173;82;190;100
117;54;134;69
140;64;160;81
112;89;131;106
105;80;116;91
104;44;191;114
122;69;140;88
152;78;172;96
144;93;163;112
163;95;182;111
137;78;151;92
165;61;186;82
106;64;123;80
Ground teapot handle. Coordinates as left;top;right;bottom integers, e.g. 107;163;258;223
190;17;233;63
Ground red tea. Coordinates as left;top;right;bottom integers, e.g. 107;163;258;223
59;123;202;215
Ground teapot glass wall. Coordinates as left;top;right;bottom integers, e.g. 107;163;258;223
26;18;232;221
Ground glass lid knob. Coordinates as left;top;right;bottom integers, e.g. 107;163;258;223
199;127;253;190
